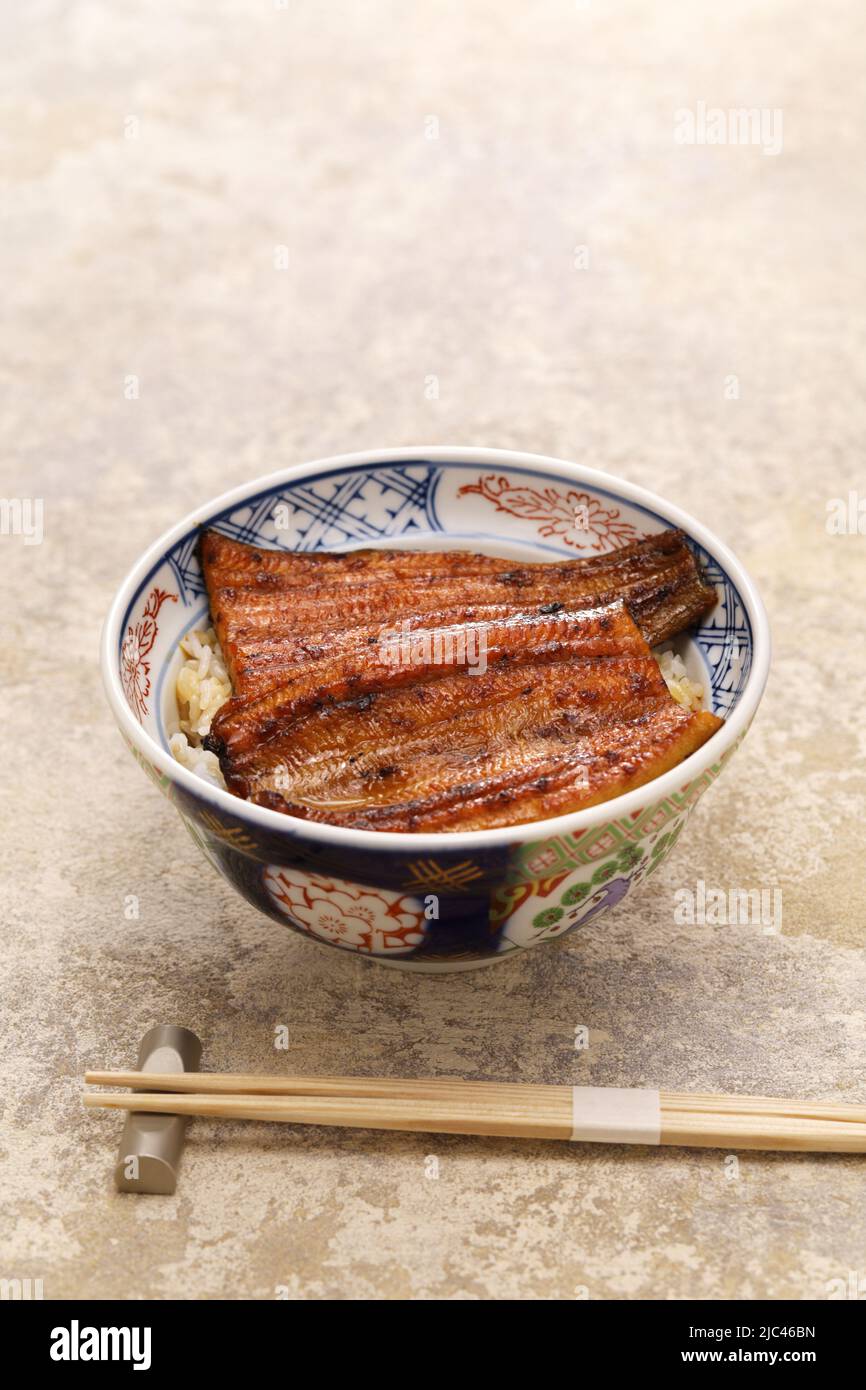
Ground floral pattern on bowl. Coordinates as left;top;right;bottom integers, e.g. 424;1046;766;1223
264;867;429;956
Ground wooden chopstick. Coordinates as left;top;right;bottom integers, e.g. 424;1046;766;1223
84;1071;866;1119
85;1092;571;1140
85;1070;564;1104
82;1072;866;1153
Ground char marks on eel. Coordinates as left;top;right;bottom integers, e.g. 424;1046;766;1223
198;532;721;832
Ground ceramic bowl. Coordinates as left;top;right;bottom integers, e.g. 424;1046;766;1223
101;447;769;971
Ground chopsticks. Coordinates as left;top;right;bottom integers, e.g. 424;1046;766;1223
82;1071;866;1153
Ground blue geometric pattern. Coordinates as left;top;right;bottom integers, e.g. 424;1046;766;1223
167;533;206;604
167;462;442;606
686;543;752;716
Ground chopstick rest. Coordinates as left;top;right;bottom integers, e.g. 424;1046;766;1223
112;1025;203;1195
570;1086;660;1144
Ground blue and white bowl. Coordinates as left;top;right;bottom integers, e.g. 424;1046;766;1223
101;448;770;971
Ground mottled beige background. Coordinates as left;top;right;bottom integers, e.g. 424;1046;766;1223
2;0;865;1301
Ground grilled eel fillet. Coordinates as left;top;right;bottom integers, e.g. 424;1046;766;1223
200;528;717;698
204;602;723;832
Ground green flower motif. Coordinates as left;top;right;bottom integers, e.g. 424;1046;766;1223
616;844;644;871
646;843;675;875
532;906;564;930
645;820;686;874
561;881;591;906
591;861;618;885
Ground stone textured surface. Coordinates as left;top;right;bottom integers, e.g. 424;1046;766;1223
2;0;865;1300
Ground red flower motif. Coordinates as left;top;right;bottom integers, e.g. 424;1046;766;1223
264;867;427;955
458;474;646;552
121;586;178;722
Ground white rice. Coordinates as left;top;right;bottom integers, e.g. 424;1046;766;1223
169;629;706;793
655;645;706;711
169;628;231;787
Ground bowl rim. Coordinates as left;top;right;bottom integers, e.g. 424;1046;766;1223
101;446;771;852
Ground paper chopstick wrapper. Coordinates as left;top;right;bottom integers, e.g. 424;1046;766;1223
570;1086;661;1144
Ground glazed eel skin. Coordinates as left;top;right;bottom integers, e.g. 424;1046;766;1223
200;527;717;698
203;597;723;833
